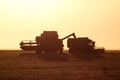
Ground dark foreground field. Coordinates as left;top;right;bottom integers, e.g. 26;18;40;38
0;50;120;80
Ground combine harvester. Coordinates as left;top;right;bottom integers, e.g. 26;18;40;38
20;31;105;58
20;31;76;53
67;37;105;57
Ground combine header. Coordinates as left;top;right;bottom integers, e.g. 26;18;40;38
20;31;105;57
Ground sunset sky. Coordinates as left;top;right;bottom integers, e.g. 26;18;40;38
0;0;120;50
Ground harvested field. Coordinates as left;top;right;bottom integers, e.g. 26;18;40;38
0;50;120;80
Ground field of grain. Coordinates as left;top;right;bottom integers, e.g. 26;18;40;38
0;50;120;80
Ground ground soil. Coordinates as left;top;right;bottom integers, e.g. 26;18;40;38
0;50;120;80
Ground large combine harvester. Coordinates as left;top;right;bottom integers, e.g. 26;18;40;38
20;31;64;53
20;31;105;57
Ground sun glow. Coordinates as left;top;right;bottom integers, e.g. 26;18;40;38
0;0;120;50
5;0;65;15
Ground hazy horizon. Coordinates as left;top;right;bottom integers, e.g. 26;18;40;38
0;0;120;50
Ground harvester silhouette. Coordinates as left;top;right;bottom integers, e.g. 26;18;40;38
20;31;105;57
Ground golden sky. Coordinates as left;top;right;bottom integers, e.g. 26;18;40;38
0;0;120;50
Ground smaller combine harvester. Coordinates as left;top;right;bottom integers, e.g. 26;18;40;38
20;31;105;57
67;37;105;57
